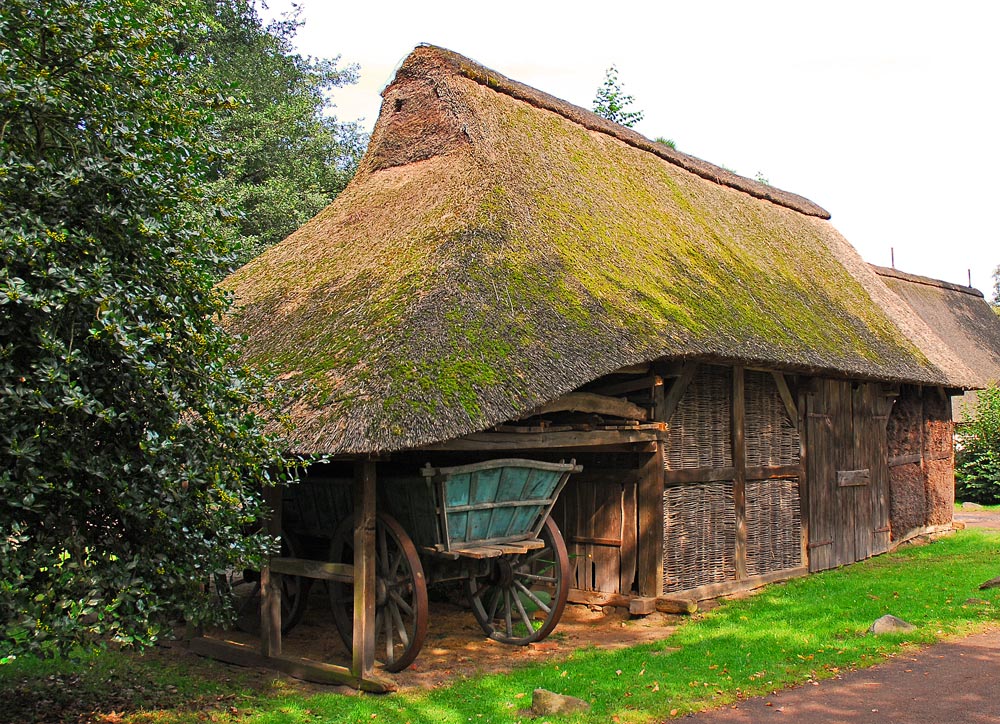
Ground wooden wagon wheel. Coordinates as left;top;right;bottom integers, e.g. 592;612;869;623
219;530;309;635
328;512;428;672
465;516;569;645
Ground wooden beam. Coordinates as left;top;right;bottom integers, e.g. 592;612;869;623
526;392;649;421
352;459;376;679
770;371;798;430
614;363;650;375
260;484;282;658
746;464;801;480
420;429;662;451
589;375;662;398
188;637;396;693
637;446;665;597
658;363;697;423
269;557;353;583
733;366;747;580
663;466;737;486
669;566;809;601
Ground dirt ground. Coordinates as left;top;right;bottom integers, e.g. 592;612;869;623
955;508;1000;530
211;590;687;690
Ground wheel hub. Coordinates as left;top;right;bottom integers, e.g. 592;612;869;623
375;577;389;607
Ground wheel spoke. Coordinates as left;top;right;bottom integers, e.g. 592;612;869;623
383;607;394;662
522;547;553;567
487;585;502;624
377;524;389;572
388;549;404;581
514;579;551;613
503;588;514;638
512;588;533;632
389;589;414;616
389;601;409;647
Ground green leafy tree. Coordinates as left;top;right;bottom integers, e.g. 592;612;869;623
593;65;644;128
0;0;296;657
194;1;366;269
956;385;1000;504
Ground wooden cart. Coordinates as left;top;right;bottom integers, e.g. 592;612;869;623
240;458;581;672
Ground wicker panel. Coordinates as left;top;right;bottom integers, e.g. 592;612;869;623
662;482;736;593
744;371;800;467
745;478;802;576
663;366;732;470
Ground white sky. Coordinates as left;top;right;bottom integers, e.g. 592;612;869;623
265;0;999;296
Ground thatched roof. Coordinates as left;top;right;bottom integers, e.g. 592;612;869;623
222;45;971;455
873;266;1000;388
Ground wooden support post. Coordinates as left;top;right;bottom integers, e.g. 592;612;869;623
260;484;283;657
352;458;376;679
733;366;747;580
798;387;810;569
637;444;665;597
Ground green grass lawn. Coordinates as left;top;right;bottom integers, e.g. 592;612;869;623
956;501;1000;511
4;529;999;724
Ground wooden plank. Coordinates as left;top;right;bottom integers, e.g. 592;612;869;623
352;459;376;679
592;480;621;592
670;566;809;601
568;589;630;607
525;392;649;421
659;363;697;423
188;637;395;693
570;535;623;547
663;466;737;486
637;447;665;597
269;557;353;582
837;469;871;487
590;375;662;398
770;371;799;430
260;485;282;658
889;453;922;467
449;545;508;559
420;429;662;451
620;476;638;595
733;366;747;580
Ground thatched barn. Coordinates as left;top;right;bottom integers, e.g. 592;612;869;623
214;45;1000;685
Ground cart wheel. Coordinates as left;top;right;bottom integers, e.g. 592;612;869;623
328;512;428;672
466;517;569;645
217;530;309;635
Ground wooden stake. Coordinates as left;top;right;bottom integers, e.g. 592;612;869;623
637;445;665;597
260;484;283;657
352;459;376;678
733;366;747;580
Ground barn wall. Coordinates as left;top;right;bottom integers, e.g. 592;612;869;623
659;364;803;596
887;386;955;540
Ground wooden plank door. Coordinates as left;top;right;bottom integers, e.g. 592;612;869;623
553;473;637;595
806;380;891;572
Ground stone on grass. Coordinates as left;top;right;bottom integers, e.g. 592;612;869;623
531;688;591;716
963;597;989;606
868;615;916;634
961;502;984;511
979;576;1000;590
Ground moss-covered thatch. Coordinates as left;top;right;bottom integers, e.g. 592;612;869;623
874;266;1000;387
222;45;969;455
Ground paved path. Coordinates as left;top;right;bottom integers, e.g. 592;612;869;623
683;629;1000;723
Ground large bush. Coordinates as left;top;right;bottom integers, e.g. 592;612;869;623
0;0;296;657
955;385;1000;504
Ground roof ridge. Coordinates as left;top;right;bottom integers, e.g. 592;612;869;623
871;264;984;298
413;44;831;220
